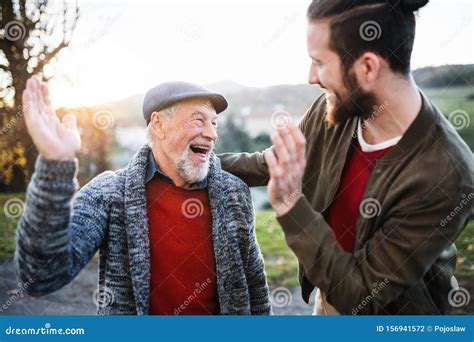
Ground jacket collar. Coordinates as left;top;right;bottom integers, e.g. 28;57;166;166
337;90;439;166
372;90;439;164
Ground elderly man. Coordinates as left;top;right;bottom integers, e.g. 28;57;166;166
15;76;271;315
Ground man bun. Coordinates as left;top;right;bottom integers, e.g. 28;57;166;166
399;0;429;12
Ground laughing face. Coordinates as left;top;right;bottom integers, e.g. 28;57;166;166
151;97;218;187
306;19;377;125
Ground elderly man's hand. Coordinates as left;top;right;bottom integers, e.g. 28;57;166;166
264;125;307;217
22;76;81;161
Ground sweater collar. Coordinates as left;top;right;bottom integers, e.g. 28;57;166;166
144;149;208;189
123;144;228;314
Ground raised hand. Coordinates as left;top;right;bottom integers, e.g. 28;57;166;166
22;76;81;161
264;125;307;216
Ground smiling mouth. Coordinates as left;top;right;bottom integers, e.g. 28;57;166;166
190;144;211;158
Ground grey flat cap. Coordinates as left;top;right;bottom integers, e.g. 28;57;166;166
142;81;228;124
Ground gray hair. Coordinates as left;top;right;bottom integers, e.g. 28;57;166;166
146;103;180;147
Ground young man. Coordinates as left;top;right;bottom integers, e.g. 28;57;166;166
15;78;271;315
219;0;473;314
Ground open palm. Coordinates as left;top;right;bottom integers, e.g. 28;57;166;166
22;76;81;161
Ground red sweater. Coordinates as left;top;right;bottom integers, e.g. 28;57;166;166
146;177;219;315
327;140;393;253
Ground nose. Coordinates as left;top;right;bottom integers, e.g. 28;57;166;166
202;121;218;142
308;63;320;86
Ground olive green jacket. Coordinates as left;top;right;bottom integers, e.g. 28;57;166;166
219;92;473;314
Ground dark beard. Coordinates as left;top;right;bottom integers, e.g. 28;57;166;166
325;71;378;126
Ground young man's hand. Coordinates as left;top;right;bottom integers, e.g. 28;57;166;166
264;125;307;216
22;75;81;161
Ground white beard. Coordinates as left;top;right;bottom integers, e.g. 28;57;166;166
175;147;211;184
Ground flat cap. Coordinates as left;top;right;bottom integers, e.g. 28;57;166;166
142;81;228;124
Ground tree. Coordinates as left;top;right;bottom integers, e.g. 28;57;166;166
0;0;79;191
215;113;252;153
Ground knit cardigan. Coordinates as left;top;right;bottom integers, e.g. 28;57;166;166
15;144;271;315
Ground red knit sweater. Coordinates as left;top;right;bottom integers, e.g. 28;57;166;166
146;177;219;315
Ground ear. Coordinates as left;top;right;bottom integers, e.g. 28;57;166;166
353;52;380;90
151;111;166;139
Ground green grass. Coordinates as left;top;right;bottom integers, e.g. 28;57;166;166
454;219;474;279
0;193;24;261
423;86;474;150
255;210;299;287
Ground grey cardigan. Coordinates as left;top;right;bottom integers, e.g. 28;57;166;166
15;144;271;315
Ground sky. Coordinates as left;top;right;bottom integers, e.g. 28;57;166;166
47;0;474;108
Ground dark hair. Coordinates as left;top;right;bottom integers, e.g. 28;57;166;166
307;0;429;75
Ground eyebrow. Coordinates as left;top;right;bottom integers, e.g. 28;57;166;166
310;56;323;63
192;110;218;121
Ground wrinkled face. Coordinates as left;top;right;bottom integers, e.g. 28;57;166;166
306;20;377;125
158;98;218;184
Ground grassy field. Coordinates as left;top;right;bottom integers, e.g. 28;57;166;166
423;86;474;150
0;193;24;261
256;210;474;287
